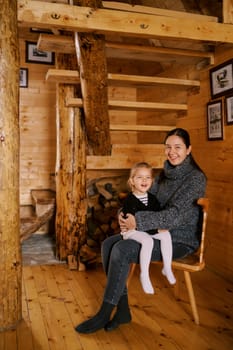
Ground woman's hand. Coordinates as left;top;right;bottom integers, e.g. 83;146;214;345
119;212;136;232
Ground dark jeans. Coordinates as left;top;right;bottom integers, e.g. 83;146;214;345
101;234;194;305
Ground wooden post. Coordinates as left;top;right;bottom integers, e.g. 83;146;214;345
0;0;22;330
223;0;233;23
74;0;111;155
55;54;87;265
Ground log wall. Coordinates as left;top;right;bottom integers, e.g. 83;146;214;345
176;45;233;282
19;38;56;204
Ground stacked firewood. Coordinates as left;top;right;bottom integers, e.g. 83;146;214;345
79;175;129;266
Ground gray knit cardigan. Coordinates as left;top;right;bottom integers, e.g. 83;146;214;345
135;155;207;250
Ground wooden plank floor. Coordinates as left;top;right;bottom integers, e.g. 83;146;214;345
0;263;233;350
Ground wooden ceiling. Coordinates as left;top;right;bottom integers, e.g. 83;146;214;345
18;0;232;74
19;0;229;70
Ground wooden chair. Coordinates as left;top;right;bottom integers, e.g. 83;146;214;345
127;197;209;325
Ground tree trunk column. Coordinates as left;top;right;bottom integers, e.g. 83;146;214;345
74;0;111;155
55;54;87;263
0;0;21;331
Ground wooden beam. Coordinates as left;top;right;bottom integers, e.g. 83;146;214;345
38;34;214;64
18;1;233;44
46;69;200;87
102;1;218;22
66;97;187;111
73;1;111;156
223;0;233;23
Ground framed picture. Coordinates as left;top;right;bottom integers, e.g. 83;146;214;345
19;68;28;88
207;100;224;140
25;41;55;65
209;59;233;99
225;94;233;125
30;27;53;34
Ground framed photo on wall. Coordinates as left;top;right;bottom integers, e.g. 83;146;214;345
26;41;55;65
225;94;233;125
19;68;28;88
207;100;224;140
209;59;233;99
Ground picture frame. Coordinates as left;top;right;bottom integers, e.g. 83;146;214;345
225;94;233;125
25;41;55;65
209;59;233;99
207;100;224;140
30;27;53;34
19;68;28;88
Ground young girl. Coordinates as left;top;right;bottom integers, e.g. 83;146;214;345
121;162;176;294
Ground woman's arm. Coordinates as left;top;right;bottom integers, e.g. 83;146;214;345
135;171;206;232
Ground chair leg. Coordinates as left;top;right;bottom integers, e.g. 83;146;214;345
174;273;180;300
183;271;199;325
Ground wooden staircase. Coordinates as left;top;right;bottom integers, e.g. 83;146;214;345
34;0;219;171
46;69;198;169
20;189;56;242
19;0;220;171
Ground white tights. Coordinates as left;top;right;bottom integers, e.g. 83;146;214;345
122;230;176;294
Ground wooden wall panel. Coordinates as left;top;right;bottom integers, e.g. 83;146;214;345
177;46;233;282
19;39;56;204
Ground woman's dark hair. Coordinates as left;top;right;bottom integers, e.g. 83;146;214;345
158;128;206;182
164;128;191;148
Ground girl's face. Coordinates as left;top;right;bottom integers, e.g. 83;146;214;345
130;167;153;195
165;135;192;166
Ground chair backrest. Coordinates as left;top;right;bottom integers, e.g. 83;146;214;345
196;198;209;264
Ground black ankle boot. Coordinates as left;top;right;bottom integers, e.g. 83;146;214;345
75;301;115;334
105;294;132;331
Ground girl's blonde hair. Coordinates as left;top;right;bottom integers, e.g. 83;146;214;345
127;162;153;190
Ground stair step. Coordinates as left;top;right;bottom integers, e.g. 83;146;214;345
67;97;187;112
87;155;164;169
111;143;165;155
20;190;56;242
110;124;174;131
46;69;200;87
31;189;56;205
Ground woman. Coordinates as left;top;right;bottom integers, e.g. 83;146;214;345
75;128;207;334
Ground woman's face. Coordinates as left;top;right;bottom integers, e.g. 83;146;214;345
165;135;192;166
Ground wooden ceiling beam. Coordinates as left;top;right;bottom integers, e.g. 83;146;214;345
102;1;218;22
38;34;214;64
18;0;233;44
